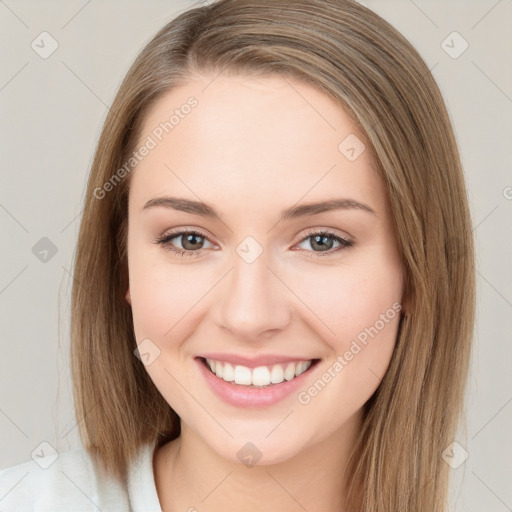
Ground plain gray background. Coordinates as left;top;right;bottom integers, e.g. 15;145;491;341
0;0;511;510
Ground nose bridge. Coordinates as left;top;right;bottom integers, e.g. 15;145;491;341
214;245;291;338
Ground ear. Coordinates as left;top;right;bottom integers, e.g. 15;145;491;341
125;288;131;306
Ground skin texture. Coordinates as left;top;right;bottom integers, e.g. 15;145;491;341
124;73;405;511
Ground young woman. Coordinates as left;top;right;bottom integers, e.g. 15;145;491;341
0;0;475;510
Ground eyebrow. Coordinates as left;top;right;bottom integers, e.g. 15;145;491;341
142;196;377;221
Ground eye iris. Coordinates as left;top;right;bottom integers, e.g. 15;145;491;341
182;233;203;250
310;234;334;252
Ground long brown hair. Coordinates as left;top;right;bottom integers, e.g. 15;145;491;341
70;1;476;510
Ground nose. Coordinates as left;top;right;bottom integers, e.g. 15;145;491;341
212;252;292;341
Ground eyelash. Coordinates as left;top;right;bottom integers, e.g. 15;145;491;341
153;228;354;259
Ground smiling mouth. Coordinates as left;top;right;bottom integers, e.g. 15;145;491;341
198;356;321;388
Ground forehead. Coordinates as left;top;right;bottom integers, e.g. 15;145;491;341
129;73;385;218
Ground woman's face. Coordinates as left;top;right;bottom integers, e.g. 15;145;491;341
125;73;404;464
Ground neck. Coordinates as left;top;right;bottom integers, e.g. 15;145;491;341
154;411;363;512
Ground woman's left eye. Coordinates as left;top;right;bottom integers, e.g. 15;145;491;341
295;230;354;257
153;229;354;258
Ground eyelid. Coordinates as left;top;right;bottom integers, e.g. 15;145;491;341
299;226;353;243
154;225;355;258
159;226;218;244
157;226;353;246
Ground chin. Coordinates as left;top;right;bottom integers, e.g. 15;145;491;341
205;428;310;467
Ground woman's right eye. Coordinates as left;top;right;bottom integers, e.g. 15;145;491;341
154;229;214;257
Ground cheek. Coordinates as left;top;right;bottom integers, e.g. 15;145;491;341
127;255;204;407
128;252;207;343
127;242;404;439
291;259;403;414
289;257;403;344
129;243;403;348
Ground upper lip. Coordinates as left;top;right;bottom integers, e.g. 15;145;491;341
196;353;319;368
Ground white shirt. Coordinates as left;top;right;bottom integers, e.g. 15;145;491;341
0;442;162;511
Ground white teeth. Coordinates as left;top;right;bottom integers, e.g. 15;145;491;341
222;362;235;381
269;364;284;384
295;361;310;377
214;360;223;378
205;358;314;387
253;366;271;386
234;365;252;385
284;362;296;381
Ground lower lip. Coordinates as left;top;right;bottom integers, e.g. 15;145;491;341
195;357;320;408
